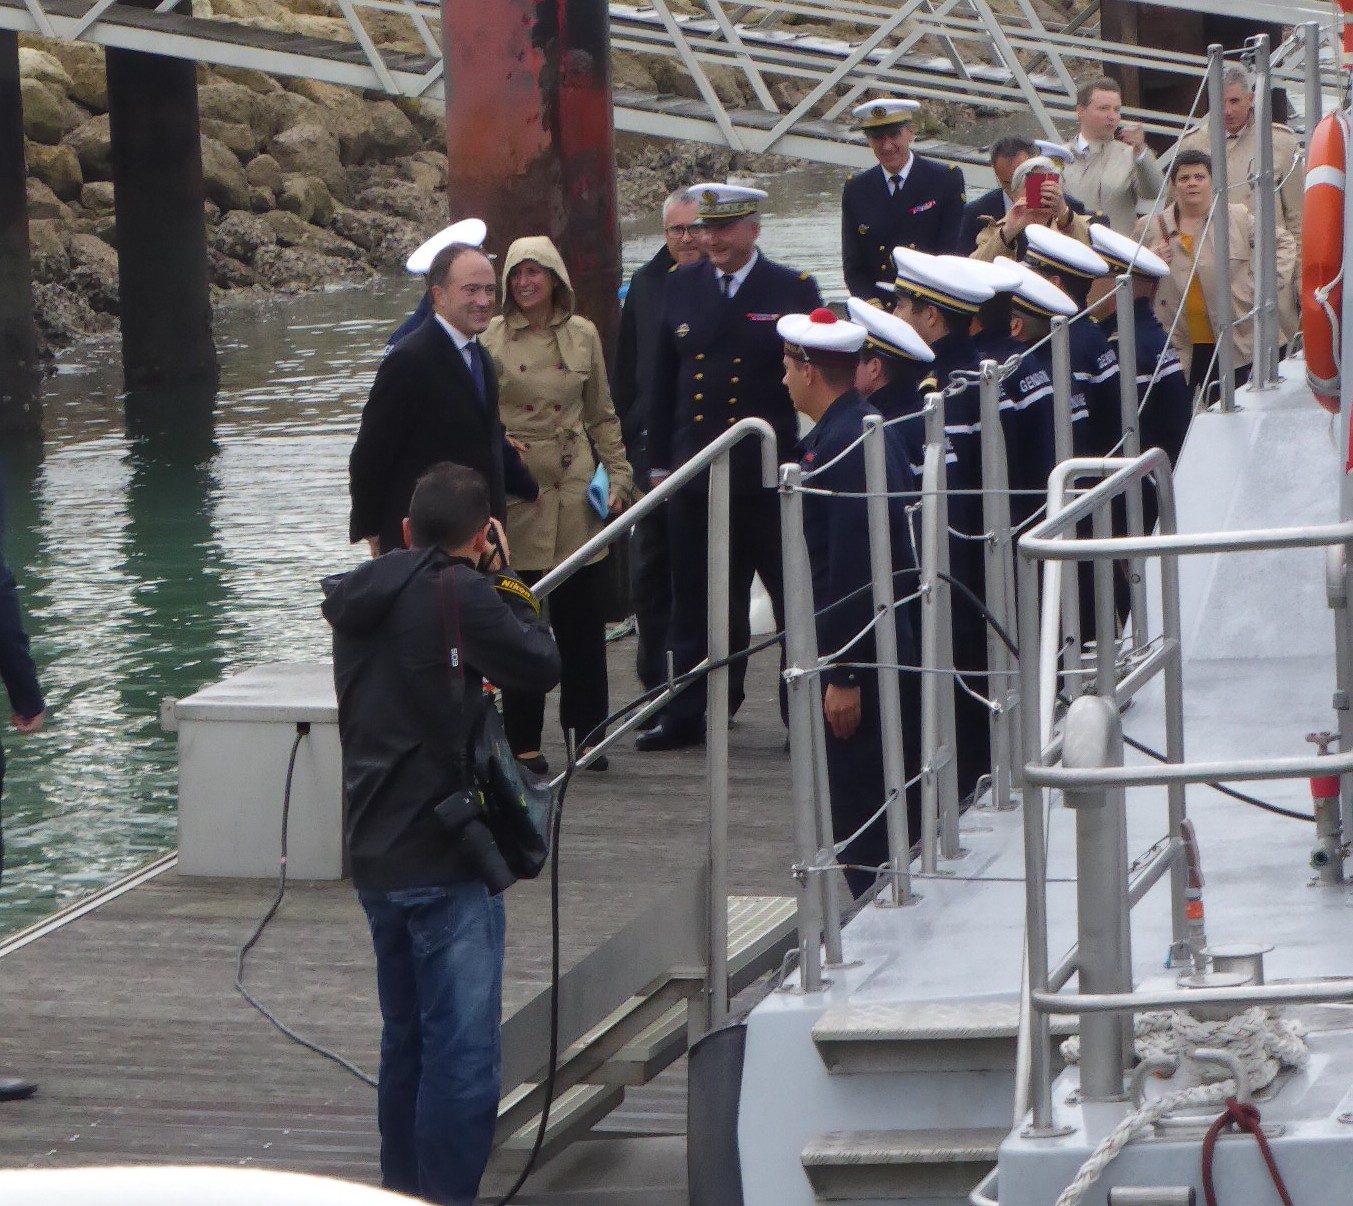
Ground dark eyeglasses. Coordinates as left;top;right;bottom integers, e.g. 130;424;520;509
664;224;697;238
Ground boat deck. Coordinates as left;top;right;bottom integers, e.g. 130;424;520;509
0;637;797;1202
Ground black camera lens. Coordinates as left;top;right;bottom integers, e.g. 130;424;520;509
457;819;517;895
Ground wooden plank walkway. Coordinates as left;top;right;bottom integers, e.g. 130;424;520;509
0;631;797;1202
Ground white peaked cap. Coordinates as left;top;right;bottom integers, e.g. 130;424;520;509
939;255;1024;293
891;247;995;313
1009;261;1078;318
405;218;488;275
1089;224;1169;278
846;297;935;363
1024;223;1110;280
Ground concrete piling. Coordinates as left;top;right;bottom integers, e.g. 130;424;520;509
106;37;218;394
0;32;40;441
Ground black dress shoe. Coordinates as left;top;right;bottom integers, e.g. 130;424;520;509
636;713;660;732
635;722;704;752
0;1076;36;1102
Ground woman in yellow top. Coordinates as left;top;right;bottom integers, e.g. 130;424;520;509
483;236;634;774
1133;149;1295;401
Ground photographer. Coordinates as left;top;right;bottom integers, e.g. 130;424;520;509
322;461;560;1206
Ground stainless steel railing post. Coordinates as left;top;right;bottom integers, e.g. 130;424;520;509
705;453;732;1027
1207;44;1238;412
1152;465;1192;964
809;690;846;960
1303;22;1323;140
1061;694;1129;1101
978;365;1015;810
1050;318;1081;674
1250;34;1280;389
780;462;826;992
864;414;914;899
924;392;963;842
1114;276;1149;649
1016;535;1055;1131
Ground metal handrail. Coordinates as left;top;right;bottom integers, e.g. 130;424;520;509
536;417;779;1031
1034;978;1353;1014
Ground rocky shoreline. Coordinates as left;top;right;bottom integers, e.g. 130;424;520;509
19;30;825;365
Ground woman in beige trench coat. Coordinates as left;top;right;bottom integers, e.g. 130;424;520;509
483;236;634;774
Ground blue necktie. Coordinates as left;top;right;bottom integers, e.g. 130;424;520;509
467;341;485;399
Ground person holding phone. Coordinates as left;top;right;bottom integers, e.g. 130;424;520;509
1061;76;1164;234
970;155;1095;262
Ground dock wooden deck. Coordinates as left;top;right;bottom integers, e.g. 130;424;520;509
0;634;796;1203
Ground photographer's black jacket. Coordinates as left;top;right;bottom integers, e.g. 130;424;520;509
322;548;561;891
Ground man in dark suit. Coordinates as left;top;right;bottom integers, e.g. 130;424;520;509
350;241;536;555
613;189;702;699
638;183;822;751
841;98;966;302
0;470;44;1102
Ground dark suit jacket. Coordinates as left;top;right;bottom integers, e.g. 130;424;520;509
349;314;508;552
612;244;677;482
649;253;821;493
955;185;1099;257
841;157;966;301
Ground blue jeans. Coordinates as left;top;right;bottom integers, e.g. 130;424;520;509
359;881;506;1206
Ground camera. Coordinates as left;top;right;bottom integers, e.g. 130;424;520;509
433;789;517;895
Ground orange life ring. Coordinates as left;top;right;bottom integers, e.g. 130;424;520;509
1302;111;1349;416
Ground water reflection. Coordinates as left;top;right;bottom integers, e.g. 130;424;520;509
0;180;847;933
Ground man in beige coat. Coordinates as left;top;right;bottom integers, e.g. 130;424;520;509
1178;64;1303;337
1062;76;1165;234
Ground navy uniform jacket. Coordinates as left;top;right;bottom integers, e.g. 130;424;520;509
649;254;822;492
1000;349;1057;529
974;327;1024;367
798;390;917;687
386;291;433;351
955;186;1099;257
1102;296;1190;466
350;315;510;550
868;375;958;484
1069;317;1121;458
841;158;966;300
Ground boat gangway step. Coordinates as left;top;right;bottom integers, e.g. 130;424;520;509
801;1127;1008;1201
812;999;1076;1074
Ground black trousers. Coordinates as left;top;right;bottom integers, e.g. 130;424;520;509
1187;345;1251;404
502;560;609;754
824;667;923;899
630;510;672;692
664;485;785;731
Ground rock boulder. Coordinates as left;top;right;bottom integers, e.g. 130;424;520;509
245;153;283;193
63;114;113;181
79;180;115;212
267;122;349;202
26;176;69;220
214;211;277;262
22;78;83;145
200;135;251;212
26;141;82;200
28;219;70;283
365;101;420;161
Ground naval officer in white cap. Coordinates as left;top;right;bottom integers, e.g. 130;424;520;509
640;182;823;751
1087;224;1189;532
884;249;998;802
780;307;920;898
841;97;967;302
1002;263;1078;529
845;296;937;477
1021;224;1120;458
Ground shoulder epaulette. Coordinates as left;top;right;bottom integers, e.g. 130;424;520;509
799;271;810;281
920;375;938;391
667;263;678;273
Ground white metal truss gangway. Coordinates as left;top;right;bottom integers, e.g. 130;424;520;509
0;0;1341;172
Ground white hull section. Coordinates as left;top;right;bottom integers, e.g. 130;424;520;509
738;366;1353;1205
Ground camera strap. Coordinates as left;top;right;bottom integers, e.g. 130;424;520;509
435;564;475;793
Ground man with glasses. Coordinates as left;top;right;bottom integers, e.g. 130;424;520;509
350;241;526;555
613;189;703;702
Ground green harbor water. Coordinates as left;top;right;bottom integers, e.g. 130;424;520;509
0;166;849;934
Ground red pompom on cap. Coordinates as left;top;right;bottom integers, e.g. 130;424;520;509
808;307;837;324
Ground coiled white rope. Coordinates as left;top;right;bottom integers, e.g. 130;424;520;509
1053;1007;1308;1206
